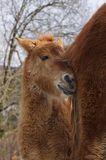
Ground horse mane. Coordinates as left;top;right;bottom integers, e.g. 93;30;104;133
34;34;63;48
38;34;54;42
66;4;106;72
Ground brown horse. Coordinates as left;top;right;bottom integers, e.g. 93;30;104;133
58;4;106;160
17;35;76;160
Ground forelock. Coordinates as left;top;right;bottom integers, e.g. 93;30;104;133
34;34;63;49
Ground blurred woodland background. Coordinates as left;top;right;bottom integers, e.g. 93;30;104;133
0;0;105;159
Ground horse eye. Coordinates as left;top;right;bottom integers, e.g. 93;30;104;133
40;56;49;61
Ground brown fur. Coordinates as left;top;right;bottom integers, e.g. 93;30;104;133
17;35;74;160
65;4;106;159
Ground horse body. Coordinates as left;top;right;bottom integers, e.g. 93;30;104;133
17;35;75;160
65;4;106;159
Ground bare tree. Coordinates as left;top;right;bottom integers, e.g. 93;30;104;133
0;0;90;83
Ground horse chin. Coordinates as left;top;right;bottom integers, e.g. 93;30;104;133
54;78;76;97
57;83;75;96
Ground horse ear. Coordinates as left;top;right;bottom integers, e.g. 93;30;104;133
57;38;64;48
16;38;36;53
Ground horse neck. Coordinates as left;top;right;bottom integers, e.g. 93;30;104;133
70;94;80;157
21;78;72;124
21;81;53;122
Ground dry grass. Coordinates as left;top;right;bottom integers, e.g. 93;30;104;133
0;68;22;160
0;129;21;160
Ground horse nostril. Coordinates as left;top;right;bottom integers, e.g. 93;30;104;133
64;74;69;80
64;74;73;83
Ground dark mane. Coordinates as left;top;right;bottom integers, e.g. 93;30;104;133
66;4;106;72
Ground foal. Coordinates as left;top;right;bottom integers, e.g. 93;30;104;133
17;35;76;160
